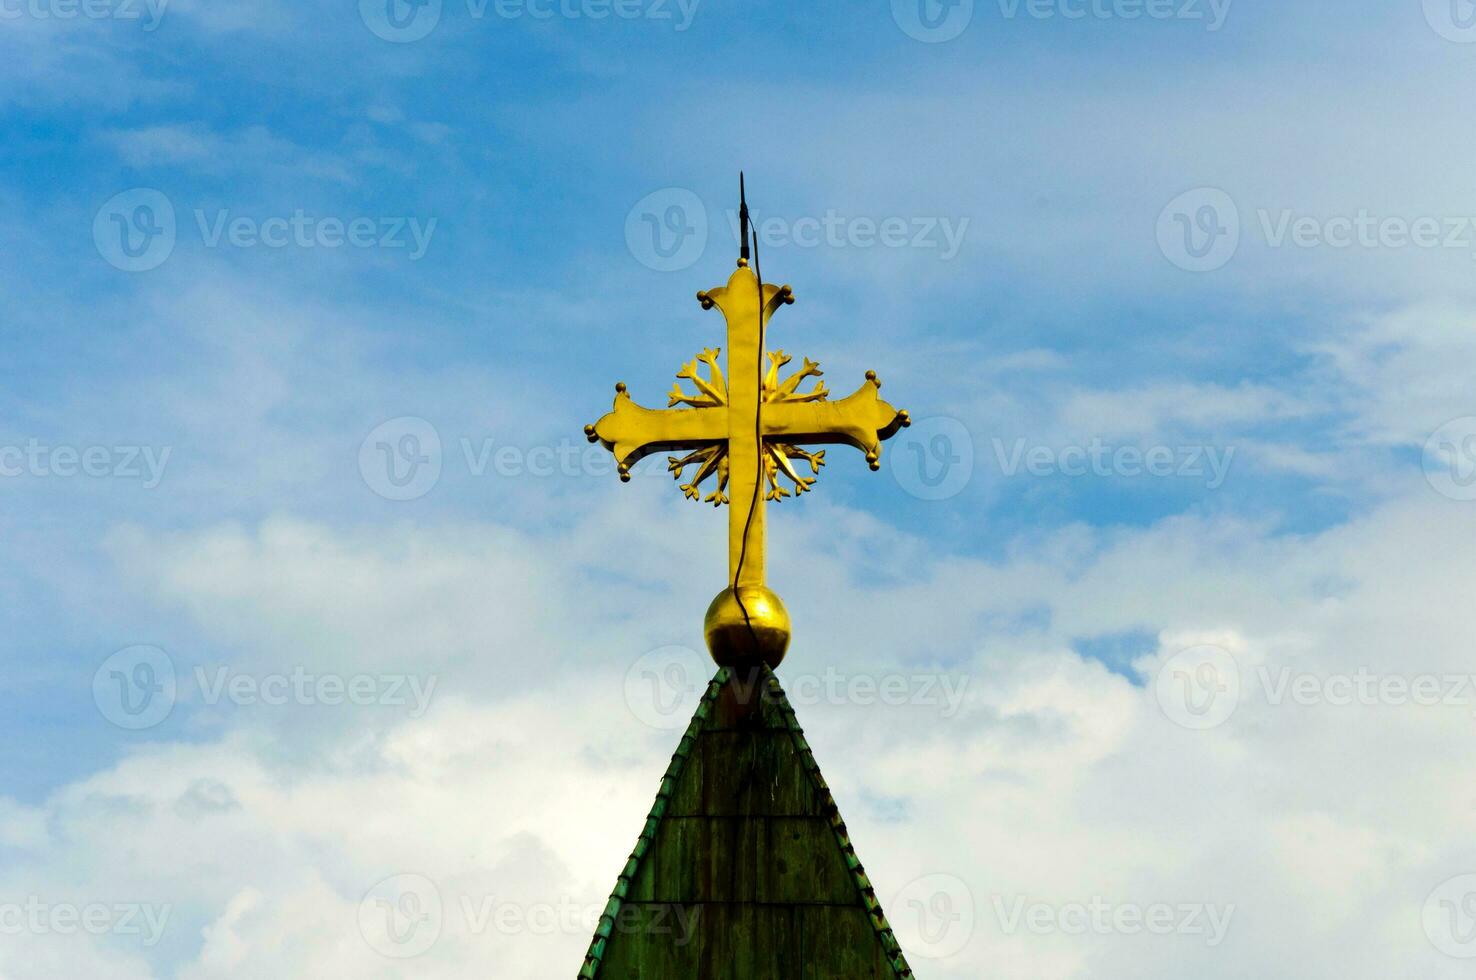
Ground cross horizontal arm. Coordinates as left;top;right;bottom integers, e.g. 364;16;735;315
585;385;728;477
762;373;909;468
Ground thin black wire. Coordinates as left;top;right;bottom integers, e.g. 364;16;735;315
730;224;766;655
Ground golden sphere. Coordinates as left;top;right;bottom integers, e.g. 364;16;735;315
703;585;791;669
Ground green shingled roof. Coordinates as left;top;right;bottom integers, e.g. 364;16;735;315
578;666;915;978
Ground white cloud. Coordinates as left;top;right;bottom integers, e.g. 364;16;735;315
1314;304;1476;447
1055;382;1311;441
99;124;358;185
5;463;1476;977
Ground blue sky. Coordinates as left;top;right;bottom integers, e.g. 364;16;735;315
5;1;1476;977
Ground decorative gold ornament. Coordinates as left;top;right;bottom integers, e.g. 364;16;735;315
585;255;908;667
704;585;791;670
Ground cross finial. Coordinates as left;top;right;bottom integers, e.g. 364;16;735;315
738;171;750;264
586;193;909;669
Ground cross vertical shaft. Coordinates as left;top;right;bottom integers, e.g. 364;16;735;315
717;262;767;590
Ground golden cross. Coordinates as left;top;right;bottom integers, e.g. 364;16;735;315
584;257;908;668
